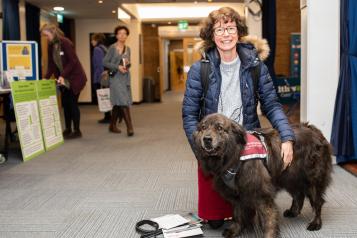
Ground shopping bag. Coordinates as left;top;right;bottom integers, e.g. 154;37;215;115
96;88;112;112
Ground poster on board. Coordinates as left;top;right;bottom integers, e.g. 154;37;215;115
1;41;38;81
37;80;64;151
11;81;45;161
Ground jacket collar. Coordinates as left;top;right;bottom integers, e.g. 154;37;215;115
206;43;259;71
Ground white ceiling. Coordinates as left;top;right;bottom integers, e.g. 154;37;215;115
26;0;244;20
123;3;244;22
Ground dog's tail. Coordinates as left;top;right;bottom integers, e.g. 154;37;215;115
302;122;333;155
302;122;333;186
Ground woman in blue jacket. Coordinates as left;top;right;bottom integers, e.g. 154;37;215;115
182;7;295;228
91;33;111;124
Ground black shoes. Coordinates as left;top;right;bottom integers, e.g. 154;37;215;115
207;220;225;229
98;117;111;124
64;130;82;139
62;129;72;139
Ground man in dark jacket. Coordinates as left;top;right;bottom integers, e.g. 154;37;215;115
182;7;295;228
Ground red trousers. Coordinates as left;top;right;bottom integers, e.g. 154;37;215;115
198;166;233;220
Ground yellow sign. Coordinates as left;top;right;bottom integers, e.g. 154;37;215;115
6;44;33;78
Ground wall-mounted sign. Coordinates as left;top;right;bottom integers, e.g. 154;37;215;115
57;14;64;23
178;20;188;30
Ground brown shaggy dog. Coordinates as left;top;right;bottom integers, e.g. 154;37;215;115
193;113;332;238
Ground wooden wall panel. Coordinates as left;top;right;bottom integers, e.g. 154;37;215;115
275;0;301;76
142;24;160;100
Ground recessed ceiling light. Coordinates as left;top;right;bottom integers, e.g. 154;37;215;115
112;10;116;14
53;6;64;11
168;21;172;24
208;0;213;2
98;0;103;3
194;1;198;4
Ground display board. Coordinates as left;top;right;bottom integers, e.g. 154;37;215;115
37;80;64;151
1;41;39;80
11;81;45;161
11;80;63;161
274;76;300;104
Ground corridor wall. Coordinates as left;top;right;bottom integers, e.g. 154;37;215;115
300;0;339;141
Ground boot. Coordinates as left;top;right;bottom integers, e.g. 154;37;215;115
62;128;72;139
121;106;134;136
118;108;123;123
98;111;111;124
109;106;121;133
67;130;82;139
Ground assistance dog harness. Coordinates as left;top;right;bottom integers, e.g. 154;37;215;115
222;131;268;190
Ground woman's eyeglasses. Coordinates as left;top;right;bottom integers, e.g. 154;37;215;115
213;26;237;36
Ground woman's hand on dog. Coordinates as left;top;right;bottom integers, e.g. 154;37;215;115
281;141;294;170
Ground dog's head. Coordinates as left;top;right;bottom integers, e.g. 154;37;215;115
193;114;246;172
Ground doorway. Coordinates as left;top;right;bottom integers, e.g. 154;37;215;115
161;37;201;94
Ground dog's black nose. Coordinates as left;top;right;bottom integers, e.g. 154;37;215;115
203;135;212;146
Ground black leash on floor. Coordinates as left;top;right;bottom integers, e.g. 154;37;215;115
135;219;162;238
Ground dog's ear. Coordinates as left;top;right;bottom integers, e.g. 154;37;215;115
231;122;246;145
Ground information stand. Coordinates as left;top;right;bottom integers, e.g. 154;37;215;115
11;81;45;161
37;80;64;151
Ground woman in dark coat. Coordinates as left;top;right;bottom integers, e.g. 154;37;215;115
182;7;295;228
41;24;87;139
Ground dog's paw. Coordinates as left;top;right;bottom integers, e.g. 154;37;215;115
222;228;236;238
283;209;298;218
222;223;241;238
307;221;322;231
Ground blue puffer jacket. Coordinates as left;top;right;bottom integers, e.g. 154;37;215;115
182;36;295;146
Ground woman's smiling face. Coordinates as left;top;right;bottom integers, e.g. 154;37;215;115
213;19;238;54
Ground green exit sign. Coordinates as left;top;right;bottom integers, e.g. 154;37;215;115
178;20;188;30
57;14;63;23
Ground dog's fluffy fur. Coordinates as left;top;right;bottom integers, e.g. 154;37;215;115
193;114;332;238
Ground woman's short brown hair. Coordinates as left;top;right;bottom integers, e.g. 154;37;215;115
199;7;248;51
91;33;106;45
114;25;130;36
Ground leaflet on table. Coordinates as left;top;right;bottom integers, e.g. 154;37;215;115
11;81;45;161
36;80;63;150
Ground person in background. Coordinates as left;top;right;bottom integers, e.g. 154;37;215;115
91;33;112;124
41;23;87;139
182;7;295;228
103;25;134;136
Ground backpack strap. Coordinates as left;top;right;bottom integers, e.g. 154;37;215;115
250;64;261;105
199;55;211;121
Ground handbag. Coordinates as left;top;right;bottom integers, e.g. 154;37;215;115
96;88;112;112
100;70;109;88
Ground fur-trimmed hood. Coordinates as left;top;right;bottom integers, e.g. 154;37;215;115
194;35;270;61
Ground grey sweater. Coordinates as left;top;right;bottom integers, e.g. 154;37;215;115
217;56;243;124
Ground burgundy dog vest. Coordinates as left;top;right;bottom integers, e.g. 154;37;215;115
222;131;268;190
